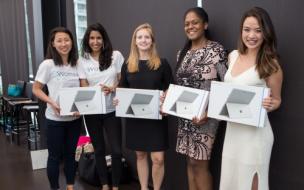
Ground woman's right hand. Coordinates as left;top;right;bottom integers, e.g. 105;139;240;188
160;90;167;103
50;101;61;116
159;91;168;116
113;97;119;106
192;112;208;125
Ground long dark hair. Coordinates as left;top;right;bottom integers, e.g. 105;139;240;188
81;23;113;71
238;7;279;79
176;7;209;71
45;27;78;67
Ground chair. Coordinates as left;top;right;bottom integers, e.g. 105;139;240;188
4;81;38;145
0;96;4;130
2;80;29;135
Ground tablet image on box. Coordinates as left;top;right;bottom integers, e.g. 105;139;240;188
162;84;209;120
219;89;255;119
59;86;105;115
170;90;199;115
70;90;96;112
115;88;162;120
207;81;269;128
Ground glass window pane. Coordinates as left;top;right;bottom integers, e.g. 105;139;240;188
24;0;33;79
74;0;87;49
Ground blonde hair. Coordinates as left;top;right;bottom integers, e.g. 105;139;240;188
127;23;161;73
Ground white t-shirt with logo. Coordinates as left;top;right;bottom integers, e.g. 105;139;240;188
78;50;124;113
35;59;86;121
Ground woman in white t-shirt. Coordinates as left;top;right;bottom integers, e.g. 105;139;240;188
78;23;124;190
33;27;85;190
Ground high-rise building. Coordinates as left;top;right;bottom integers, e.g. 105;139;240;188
74;0;87;49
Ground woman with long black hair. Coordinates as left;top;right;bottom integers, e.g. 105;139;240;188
33;27;84;190
78;23;124;190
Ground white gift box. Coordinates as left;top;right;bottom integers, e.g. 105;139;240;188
207;81;269;128
162;84;209;120
115;88;162;120
30;149;48;170
59;86;105;115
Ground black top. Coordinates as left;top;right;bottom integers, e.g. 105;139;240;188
119;59;173;151
120;59;173;90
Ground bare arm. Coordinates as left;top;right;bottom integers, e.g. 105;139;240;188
263;64;283;112
112;73;122;106
32;81;53;105
113;73;121;89
80;79;89;87
32;81;60;115
102;73;121;95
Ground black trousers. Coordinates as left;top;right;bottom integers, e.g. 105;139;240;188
46;118;81;189
84;112;122;187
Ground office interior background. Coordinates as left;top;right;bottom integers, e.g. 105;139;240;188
0;0;303;189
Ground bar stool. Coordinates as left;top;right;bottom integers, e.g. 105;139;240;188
8;99;35;145
23;105;40;150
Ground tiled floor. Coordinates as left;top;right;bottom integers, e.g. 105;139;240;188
0;131;140;190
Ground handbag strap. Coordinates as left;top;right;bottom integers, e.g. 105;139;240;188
82;116;90;137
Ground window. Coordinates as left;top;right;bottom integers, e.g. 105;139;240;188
0;63;2;95
197;0;202;7
74;0;88;49
78;4;86;10
78;16;86;22
24;0;34;79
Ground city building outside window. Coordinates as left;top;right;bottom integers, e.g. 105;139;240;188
74;0;87;49
24;0;34;80
197;0;202;7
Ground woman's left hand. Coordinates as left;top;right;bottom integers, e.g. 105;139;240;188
113;97;119;106
159;91;168;116
192;112;208;125
100;84;114;95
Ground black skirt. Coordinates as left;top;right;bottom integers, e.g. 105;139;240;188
125;117;168;151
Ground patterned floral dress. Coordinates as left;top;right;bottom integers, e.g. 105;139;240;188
176;41;227;160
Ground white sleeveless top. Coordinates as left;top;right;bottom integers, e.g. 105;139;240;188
224;50;266;86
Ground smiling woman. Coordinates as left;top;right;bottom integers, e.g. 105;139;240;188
127;23;161;73
52;32;73;59
32;27;86;190
242;17;264;50
174;7;228;190
117;23;173;190
78;23;124;190
220;7;283;190
135;29;153;53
